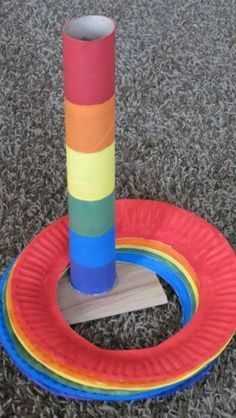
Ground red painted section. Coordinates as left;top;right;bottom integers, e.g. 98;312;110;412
63;28;115;105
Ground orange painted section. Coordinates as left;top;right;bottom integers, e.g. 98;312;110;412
65;95;115;153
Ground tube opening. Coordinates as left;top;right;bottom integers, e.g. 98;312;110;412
64;16;114;41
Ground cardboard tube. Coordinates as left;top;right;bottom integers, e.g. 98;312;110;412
63;16;116;294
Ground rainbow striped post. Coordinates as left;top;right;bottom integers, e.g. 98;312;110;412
63;16;116;294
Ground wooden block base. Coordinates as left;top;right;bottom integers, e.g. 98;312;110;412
57;263;167;325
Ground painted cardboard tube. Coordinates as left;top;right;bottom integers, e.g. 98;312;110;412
63;16;116;294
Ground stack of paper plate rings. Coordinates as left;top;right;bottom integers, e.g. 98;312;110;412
1;200;235;401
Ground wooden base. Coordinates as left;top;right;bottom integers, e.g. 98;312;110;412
57;263;167;324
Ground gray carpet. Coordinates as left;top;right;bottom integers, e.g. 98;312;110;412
0;0;235;417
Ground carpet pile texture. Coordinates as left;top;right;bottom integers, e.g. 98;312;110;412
0;0;235;417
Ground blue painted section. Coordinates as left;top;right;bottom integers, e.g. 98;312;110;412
70;260;116;295
69;226;116;293
69;227;115;268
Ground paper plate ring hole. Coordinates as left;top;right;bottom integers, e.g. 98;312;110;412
57;266;183;350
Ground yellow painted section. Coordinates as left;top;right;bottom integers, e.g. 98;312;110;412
66;142;115;201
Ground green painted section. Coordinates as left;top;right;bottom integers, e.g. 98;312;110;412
68;191;115;237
